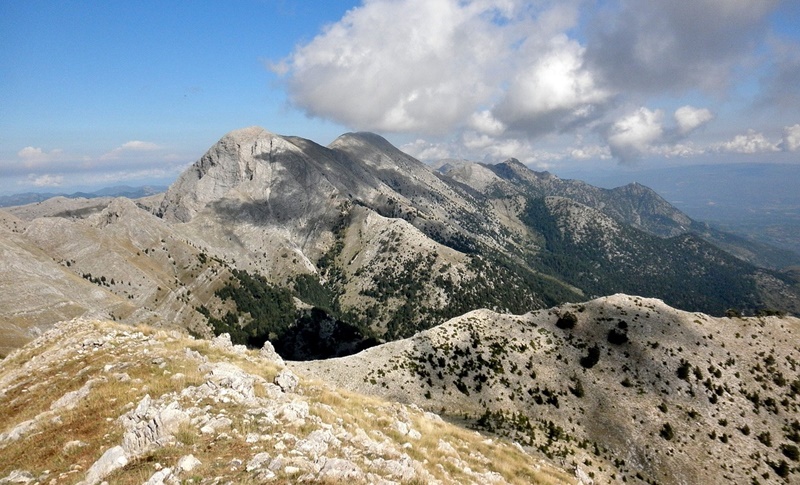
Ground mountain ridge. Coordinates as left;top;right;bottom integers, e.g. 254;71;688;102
294;293;800;484
1;126;798;358
2;126;800;484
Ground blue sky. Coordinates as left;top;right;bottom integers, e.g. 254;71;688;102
2;0;799;195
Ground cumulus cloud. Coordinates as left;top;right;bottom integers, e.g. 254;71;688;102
494;35;610;135
606;107;664;163
274;0;790;167
569;144;611;161
17;147;64;165
674;106;713;135
119;141;160;151
279;0;514;134
586;0;780;94
779;124;800;151
401;139;456;161
468;110;506;137
278;0;608;136
28;174;64;187
101;140;161;160
714;129;780;154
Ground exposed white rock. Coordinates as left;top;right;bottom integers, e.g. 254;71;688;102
176;454;201;472
245;452;271;472
279;399;310;425
318;458;364;481
259;340;284;366
143;467;173;485
0;470;35;484
80;445;128;485
120;396;189;456
274;369;299;393
51;377;104;411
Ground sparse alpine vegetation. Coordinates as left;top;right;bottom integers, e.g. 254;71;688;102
295;294;800;484
0;319;574;484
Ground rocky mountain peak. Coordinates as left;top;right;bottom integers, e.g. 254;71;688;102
491;158;554;183
329;131;426;173
158;127;318;223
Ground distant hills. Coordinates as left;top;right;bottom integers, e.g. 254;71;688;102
563;163;800;257
0;185;167;208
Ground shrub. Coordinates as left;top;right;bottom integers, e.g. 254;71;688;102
607;328;629;345
556;312;578;330
569;377;585;398
660;423;674;441
781;444;799;461
580;345;600;369
676;360;692;381
768;460;790;478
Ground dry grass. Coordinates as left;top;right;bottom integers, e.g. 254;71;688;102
1;320;574;484
304;379;575;484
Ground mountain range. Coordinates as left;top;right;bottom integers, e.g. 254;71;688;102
0;186;168;208
1;126;799;483
563;163;800;257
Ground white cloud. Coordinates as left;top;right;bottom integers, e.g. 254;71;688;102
780;124;800;152
279;0;597;137
120;141;160;151
469;110;506;136
650;142;704;158
674;106;713;135
606;107;664;163
18;146;45;160
275;0;792;169
401;139;455;161
279;0;516;134
28;174;64;187
17;146;64;165
714;129;780;154
101;140;161;160
494;34;610;134
569;144;611;161
462;131;533;160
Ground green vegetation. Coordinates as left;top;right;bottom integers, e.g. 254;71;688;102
556;312;578;329
199;269;295;347
293;273;337;314
659;423;674;441
520;197;775;316
580;345;600;369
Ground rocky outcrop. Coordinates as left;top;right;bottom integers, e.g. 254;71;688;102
0;319;573;484
294;294;800;484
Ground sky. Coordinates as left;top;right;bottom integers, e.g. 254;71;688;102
2;0;800;195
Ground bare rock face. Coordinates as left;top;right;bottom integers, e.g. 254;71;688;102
79;446;128;485
161;127;339;224
274;369;299;393
120;395;190;456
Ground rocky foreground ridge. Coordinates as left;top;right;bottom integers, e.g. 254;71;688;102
0;318;572;485
295;294;800;484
